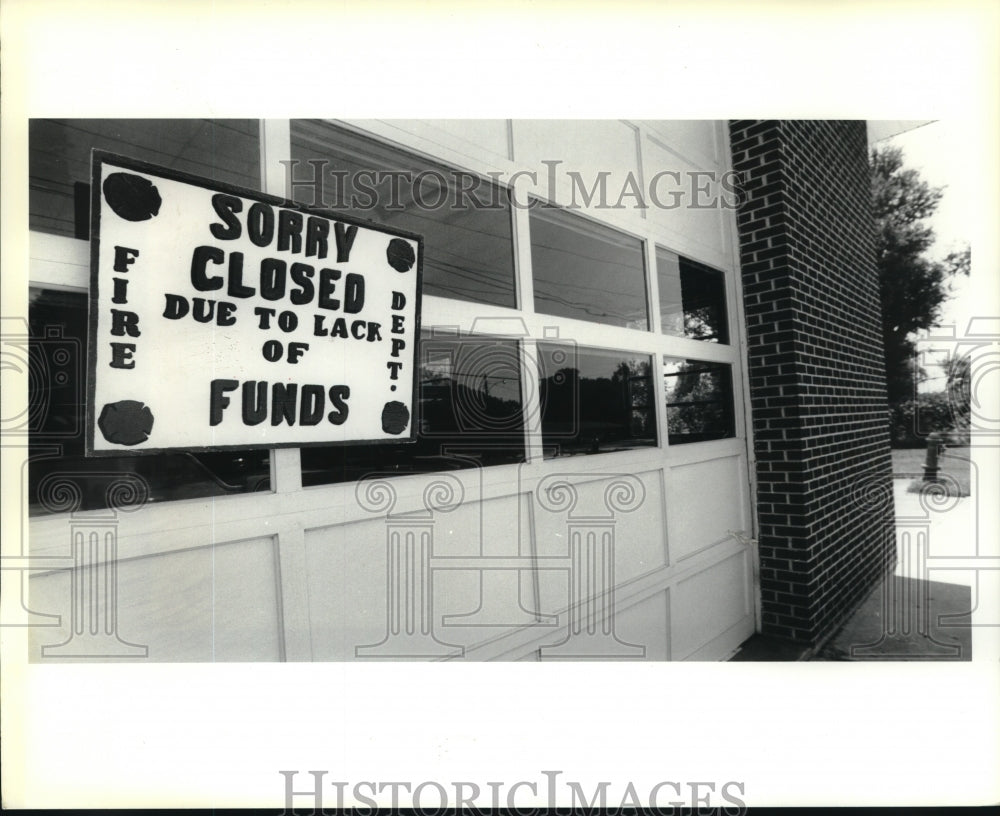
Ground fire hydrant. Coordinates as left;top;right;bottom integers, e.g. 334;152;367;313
922;431;946;484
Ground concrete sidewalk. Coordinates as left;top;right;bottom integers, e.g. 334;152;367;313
732;478;975;661
819;478;973;660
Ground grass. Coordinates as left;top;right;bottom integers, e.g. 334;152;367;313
891;445;972;497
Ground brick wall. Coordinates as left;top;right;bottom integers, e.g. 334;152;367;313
729;120;896;647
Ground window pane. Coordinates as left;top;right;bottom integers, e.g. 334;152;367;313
657;248;729;343
530;206;649;330
289;121;516;308
538;344;656;458
301;333;525;486
29;119;261;238
663;357;735;444
27;289;270;516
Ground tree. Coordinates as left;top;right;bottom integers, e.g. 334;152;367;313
870;144;969;405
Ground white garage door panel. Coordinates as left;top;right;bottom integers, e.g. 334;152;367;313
615;469;669;583
529;468;668;584
671;550;751;660
434;568;549;656
381;119;511;162
304;517;394;661
667;456;746;561
640;120;720;168
430;493;546;655
430;490;520;559
532;470;668;615
29;537;281;662
512;119;640;212
612;590;670;661
643;136;727;258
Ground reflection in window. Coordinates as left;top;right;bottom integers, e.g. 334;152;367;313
290;121;516;308
537;344;656;458
657;249;729;343
301;333;525;486
663;357;735;444
530;206;649;330
29;119;261;238
27;289;271;516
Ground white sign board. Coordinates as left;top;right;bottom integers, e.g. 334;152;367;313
87;152;422;454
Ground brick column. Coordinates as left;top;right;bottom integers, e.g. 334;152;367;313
729;120;896;647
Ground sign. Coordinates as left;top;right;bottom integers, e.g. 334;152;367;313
87;152;422;455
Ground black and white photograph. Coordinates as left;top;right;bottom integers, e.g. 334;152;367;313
2;1;998;810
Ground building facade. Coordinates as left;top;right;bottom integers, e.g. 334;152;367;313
23;119;893;660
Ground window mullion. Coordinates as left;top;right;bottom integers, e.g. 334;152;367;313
644;233;662;336
512;189;536;315
511;194;545;463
